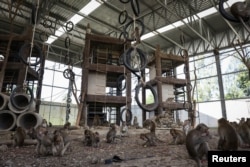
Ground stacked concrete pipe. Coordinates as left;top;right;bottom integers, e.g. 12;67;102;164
16;112;43;130
0;110;17;131
0;93;9;110
8;93;36;113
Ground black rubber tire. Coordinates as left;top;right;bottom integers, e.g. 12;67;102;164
64;54;72;65
65;21;74;32
117;74;126;91
63;69;75;80
130;0;140;17
119;31;128;41
42;19;52;28
39;32;48;42
10;86;34;110
65;37;71;49
120;0;130;3
135;83;158;112
123;47;147;72
123;19;144;41
119;10;128;25
18;43;43;66
120;108;132;123
218;0;239;22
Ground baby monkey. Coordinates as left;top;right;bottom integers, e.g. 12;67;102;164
83;129;100;147
169;128;186;145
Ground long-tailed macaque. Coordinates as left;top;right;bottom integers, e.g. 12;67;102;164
52;130;71;156
139;119;163;147
186;123;211;167
120;121;129;137
106;124;120;143
13;126;26;147
169;128;186;145
217;118;238;151
83;129;100;147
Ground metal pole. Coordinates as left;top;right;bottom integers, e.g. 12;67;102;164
214;48;227;119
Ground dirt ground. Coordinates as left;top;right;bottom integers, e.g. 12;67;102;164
0;126;241;167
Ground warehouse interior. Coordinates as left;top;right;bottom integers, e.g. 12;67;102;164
0;0;250;166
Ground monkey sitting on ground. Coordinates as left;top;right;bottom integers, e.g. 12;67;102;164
92;114;101;128
217;118;238;151
106;124;121;143
139;119;163;147
26;127;37;139
13;126;26;147
140;133;157;147
83;129;100;147
35;125;53;156
237;118;250;147
186;123;211;167
52;130;71;156
133;116;139;128
41;119;49;128
229;121;245;147
169;128;186;145
120;121;129;137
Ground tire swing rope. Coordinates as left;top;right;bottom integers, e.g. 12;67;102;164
125;18;158;112
120;62;132;123
182;50;192;111
23;0;40;84
11;0;40;110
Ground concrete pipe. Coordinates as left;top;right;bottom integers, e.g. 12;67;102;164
8;93;36;114
0;93;9;111
0;110;17;131
16;112;43;130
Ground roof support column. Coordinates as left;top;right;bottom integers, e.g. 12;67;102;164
214;48;227;119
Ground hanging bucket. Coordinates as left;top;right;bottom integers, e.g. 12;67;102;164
0;110;17;131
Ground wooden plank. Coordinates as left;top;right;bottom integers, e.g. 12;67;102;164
88;63;128;73
86;94;131;104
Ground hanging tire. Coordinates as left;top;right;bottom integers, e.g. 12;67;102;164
63;69;75;80
10;86;34;110
120;0;130;3
218;0;239;23
64;54;72;65
120;108;132;123
39;32;48;42
135;83;158;112
123;19;144;41
117;74;126;91
123;47;147;72
19;43;43;66
118;10;128;25
119;31;128;41
42;19;52;28
130;0;140;17
65;37;71;49
65;21;74;32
